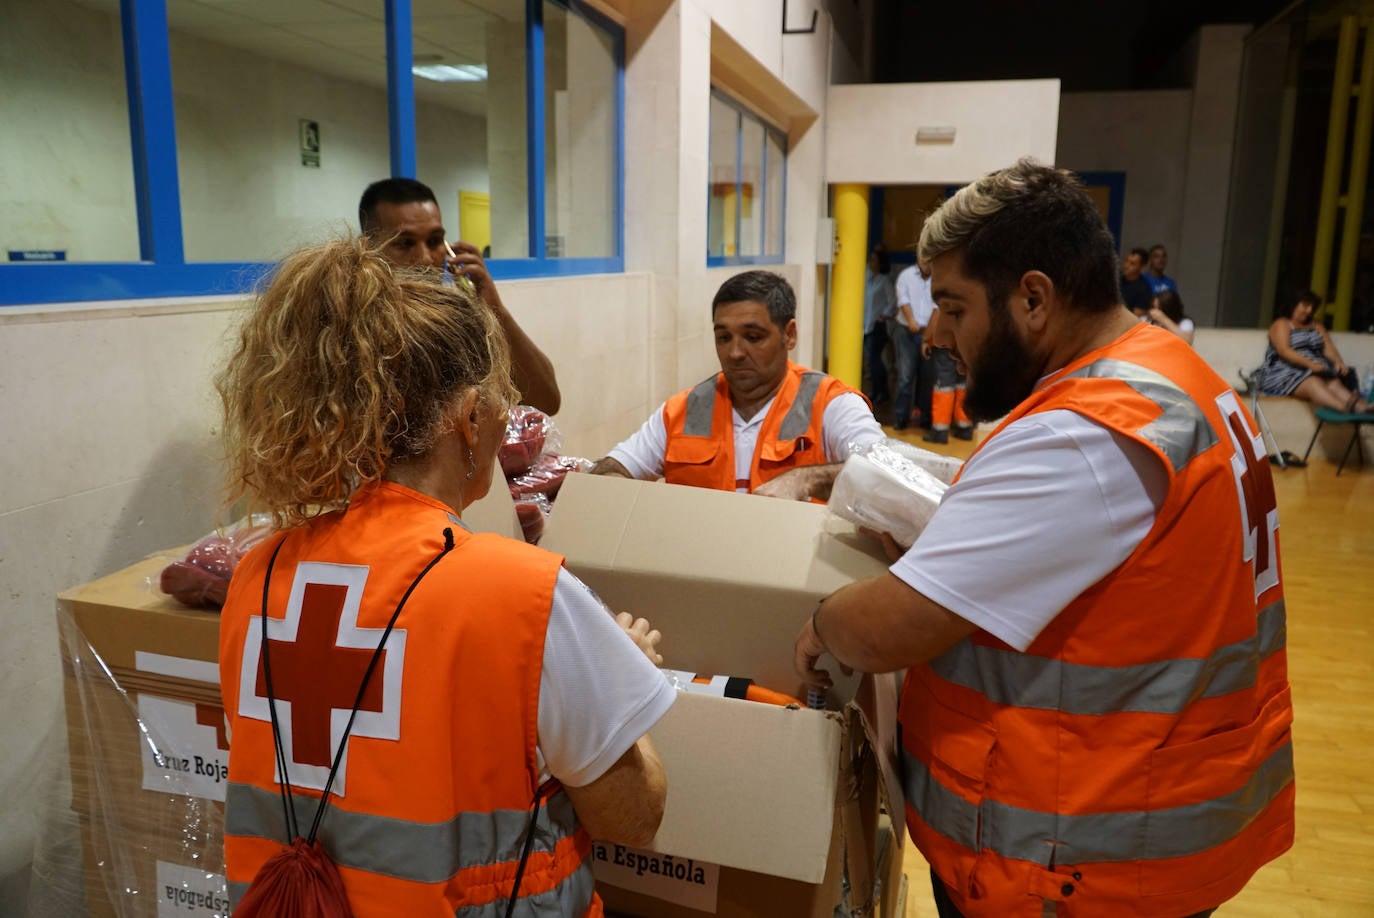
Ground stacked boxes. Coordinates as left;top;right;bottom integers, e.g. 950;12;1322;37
59;551;231;918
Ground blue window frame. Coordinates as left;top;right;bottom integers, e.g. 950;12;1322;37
0;0;624;307
707;89;786;268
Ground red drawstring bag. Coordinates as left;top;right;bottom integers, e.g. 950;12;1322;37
233;838;352;918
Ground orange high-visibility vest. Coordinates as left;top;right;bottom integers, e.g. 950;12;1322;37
220;481;602;917
661;360;867;492
900;324;1294;917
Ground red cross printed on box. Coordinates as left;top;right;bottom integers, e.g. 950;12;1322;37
239;561;403;794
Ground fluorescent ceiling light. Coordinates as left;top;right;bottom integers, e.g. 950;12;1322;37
412;64;487;83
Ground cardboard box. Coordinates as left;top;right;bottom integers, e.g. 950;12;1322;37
541;474;900;917
56;480;520;917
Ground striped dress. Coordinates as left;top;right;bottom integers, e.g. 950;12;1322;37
1258;324;1327;396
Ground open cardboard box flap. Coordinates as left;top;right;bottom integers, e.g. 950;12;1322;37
542;474;903;887
542;474;889;698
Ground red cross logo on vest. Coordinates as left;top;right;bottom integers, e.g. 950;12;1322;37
1217;391;1280;599
237;561;404;795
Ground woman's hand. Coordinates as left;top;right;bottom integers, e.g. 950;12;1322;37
615;612;663;666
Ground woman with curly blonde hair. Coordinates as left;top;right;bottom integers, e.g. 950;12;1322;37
215;239;673;917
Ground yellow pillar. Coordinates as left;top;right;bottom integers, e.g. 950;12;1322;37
1332;20;1374;331
829;184;869;389
1310;15;1359;306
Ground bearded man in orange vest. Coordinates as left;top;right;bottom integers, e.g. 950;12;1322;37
590;270;884;496
793;160;1294;918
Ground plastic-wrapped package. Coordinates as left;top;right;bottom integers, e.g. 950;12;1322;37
507;453;593;502
39;604;226;917
513;494;551;545
159;516;273;609
879;437;963;485
828;439;950;548
498;405;557;477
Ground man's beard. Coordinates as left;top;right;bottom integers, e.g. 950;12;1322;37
962;306;1041;422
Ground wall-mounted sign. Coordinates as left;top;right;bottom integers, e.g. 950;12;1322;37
8;250;66;261
300;119;320;168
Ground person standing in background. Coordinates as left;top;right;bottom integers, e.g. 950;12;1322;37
892;258;937;430
359;178;561;415
863;246;897;404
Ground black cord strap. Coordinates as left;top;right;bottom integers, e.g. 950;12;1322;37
259;527;456;846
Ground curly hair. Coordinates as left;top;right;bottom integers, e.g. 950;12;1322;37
919;158;1120;314
216;237;517;529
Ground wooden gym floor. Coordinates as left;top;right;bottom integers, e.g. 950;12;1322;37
886;425;1374;917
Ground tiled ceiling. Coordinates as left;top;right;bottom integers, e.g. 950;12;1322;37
75;0;525;118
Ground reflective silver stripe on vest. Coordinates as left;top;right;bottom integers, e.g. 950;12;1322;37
777;371;825;441
1042;901;1058;917
456;857;596;917
682;376;720;437
228;880;249;905
902;738;1293;865
928;600;1286;716
225;782;582;886
1060;358;1218;471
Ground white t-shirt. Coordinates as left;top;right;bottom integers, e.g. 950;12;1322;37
537;568;677;786
889;409;1170;651
607;391;885;491
894;266;937;328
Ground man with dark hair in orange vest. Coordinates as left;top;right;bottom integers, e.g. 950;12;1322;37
590;270;884;496
794;160;1294;918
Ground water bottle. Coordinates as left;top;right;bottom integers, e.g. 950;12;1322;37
1361;365;1374;401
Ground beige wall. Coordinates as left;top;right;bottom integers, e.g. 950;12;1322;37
824;79;1061;185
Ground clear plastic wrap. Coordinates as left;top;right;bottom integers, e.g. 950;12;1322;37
507;453;593;502
878;436;963;485
828;439;951;548
37;607;227;917
513;493;551;545
159;515;273;610
498;405;557;477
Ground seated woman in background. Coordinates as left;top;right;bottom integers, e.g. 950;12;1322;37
1148;289;1195;344
1258;290;1371;413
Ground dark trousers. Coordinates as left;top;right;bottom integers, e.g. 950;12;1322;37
863;323;890;402
930;869;1217;918
892;326;921;427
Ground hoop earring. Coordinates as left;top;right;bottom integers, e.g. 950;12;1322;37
466;448;476;480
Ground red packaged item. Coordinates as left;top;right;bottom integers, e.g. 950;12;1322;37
507;454;591;501
498;406;548;477
514;495;550;545
160;518;273;609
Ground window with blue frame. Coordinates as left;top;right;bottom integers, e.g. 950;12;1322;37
707;90;786;266
0;0;623;307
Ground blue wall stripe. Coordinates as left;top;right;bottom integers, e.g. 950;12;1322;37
385;0;416;178
121;0;184;263
0;263;271;306
526;0;546;258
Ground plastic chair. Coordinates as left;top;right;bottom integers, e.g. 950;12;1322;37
1302;407;1368;476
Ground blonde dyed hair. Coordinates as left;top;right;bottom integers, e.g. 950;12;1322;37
217;237;517;528
918;158;1120;314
